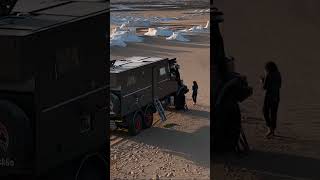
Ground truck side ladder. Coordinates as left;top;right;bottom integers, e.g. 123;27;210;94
154;98;167;121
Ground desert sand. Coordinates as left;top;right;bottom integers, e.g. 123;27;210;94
110;4;210;179
213;0;320;179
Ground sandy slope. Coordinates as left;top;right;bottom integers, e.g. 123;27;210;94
111;104;210;179
213;0;320;179
110;9;210;179
111;10;210;105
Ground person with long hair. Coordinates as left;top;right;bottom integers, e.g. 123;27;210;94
192;81;198;105
260;61;282;137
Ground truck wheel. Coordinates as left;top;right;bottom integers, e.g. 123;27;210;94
76;153;108;180
128;111;143;136
143;105;154;129
44;151;108;180
0;100;32;167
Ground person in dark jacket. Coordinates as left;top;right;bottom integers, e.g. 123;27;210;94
192;81;198;105
260;61;282;137
175;80;189;110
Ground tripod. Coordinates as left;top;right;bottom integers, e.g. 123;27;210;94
235;125;250;155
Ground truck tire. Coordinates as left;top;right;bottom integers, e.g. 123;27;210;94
44;152;107;180
0;100;32;169
75;153;108;180
143;105;154;129
128;111;143;136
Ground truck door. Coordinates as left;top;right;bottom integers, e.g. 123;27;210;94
152;66;157;100
155;62;170;99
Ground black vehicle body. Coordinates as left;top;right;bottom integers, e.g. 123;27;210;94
0;0;109;178
110;56;181;134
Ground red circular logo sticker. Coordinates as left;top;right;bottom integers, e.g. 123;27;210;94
0;122;9;154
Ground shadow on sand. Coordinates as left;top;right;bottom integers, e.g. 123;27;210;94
182;108;210;119
133;125;210;168
213;150;320;180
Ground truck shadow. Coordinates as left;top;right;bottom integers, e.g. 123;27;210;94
167;103;210;120
213;150;320;180
133;126;210;168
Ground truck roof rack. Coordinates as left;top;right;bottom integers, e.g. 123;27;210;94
0;0;107;36
110;56;170;73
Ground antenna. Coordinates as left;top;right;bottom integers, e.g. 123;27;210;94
0;0;18;17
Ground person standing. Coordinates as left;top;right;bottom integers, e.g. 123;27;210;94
260;61;282;137
192;81;198;105
175;80;189;110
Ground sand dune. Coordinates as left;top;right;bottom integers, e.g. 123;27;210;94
110;8;210;179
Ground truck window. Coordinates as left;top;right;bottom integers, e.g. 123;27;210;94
55;47;80;78
159;67;167;76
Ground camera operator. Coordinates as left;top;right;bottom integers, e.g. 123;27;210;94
175;80;189;111
213;57;252;152
212;9;253;153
